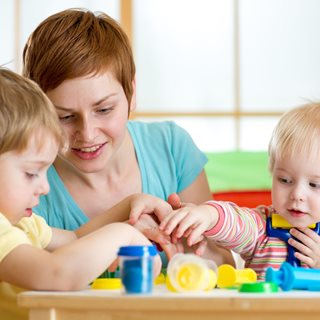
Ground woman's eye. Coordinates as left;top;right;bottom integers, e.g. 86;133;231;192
97;107;114;114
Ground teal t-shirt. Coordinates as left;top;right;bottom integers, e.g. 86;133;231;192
33;121;207;230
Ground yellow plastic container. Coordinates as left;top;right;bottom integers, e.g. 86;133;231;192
166;253;217;292
91;278;122;290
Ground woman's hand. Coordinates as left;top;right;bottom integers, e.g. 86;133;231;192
128;194;173;225
133;213;184;260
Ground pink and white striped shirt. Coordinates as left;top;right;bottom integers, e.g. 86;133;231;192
204;201;308;281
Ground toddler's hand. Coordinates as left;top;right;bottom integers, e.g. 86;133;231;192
159;204;218;246
289;227;320;268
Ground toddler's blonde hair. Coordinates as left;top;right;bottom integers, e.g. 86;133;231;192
0;68;64;154
269;102;320;172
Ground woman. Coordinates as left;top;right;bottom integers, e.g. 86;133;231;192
23;8;233;265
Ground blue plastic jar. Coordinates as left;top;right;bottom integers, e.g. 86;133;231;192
118;245;157;294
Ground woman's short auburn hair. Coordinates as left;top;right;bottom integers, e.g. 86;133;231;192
23;8;135;104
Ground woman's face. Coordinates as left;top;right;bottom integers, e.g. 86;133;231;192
46;72;136;173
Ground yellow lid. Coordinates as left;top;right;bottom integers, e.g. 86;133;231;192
176;263;206;291
91;278;122;290
217;264;237;288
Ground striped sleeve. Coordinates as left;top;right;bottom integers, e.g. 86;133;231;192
204;201;266;259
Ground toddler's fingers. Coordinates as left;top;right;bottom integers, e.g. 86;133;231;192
175;220;195;239
183;226;194;238
294;251;315;268
288;238;313;261
295;227;320;243
162;212;188;235
159;211;175;230
187;229;205;247
290;228;318;250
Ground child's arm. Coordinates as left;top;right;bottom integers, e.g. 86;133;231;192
160;200;265;260
0;223;161;291
289;227;320;268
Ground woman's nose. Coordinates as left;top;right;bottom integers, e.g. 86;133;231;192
75;117;96;142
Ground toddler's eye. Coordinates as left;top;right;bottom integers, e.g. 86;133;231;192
278;177;292;184
59;114;74;122
26;172;38;179
309;182;320;189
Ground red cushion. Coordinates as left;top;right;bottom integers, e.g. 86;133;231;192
212;190;271;208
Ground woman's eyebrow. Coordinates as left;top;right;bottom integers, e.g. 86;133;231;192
92;93;117;106
54;94;118;110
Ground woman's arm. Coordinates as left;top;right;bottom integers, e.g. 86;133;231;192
178;170;212;204
74;194;171;237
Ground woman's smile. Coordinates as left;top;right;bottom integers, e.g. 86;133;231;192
71;142;107;160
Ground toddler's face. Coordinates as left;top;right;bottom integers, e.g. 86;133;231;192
0;134;58;224
272;153;320;228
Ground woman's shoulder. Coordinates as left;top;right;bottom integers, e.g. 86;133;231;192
128;120;179;131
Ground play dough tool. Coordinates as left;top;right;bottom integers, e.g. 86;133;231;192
217;264;257;288
266;262;320;291
239;282;279;293
266;213;320;267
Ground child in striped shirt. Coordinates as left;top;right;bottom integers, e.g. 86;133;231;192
158;103;320;280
